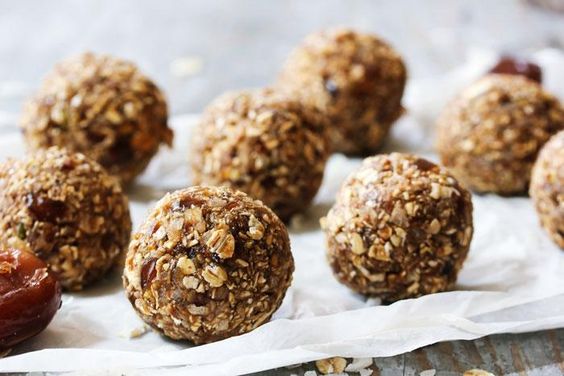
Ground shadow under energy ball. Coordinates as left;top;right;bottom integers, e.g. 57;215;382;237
0;147;131;291
321;153;473;303
190;88;331;222
20;52;173;185
123;186;294;344
277;28;407;156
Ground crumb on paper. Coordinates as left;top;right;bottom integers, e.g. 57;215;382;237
170;56;204;78
420;370;437;376
345;357;373;372
316;357;347;374
464;369;496;376
119;324;151;339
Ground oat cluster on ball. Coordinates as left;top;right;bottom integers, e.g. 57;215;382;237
437;74;564;195
0;147;131;291
530;130;564;248
21;52;173;185
190;88;331;221
123;186;294;344
277;28;407;155
321;153;473;302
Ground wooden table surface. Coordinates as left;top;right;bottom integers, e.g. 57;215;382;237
0;1;563;375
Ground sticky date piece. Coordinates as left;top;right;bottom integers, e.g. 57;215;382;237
489;56;542;84
0;249;61;349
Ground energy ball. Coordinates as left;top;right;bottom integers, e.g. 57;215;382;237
530;130;564;248
123;186;294;344
437;74;564;195
190;88;330;221
0;147;131;291
21;52;173;185
277;28;407;155
321;153;473;302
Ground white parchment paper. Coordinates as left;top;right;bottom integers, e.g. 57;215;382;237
0;49;563;375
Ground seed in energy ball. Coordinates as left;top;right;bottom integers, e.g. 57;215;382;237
0;248;61;349
0;147;132;291
190;88;330;221
530;130;564;248
489;56;542;84
277;28;407;155
123;186;294;344
321;153;473;303
437;74;564;195
20;52;173;185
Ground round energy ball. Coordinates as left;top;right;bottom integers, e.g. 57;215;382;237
190;88;330;221
0;147;131;291
277;28;407;155
530;130;564;248
21;52;173;185
321;153;473;302
123;186;294;344
437;74;564;195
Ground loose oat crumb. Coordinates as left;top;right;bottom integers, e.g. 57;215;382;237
316;357;348;374
463;369;495;376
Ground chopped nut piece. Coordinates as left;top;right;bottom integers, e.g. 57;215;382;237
350;233;366;255
176;256;196;275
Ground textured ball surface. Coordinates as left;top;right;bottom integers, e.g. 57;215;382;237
437;74;564;194
21;52;173;185
0;147;131;291
123;186;294;344
321;153;473;302
277;28;406;155
191;88;330;221
530;130;564;248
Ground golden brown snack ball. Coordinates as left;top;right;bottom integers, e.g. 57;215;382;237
530;130;564;248
437;74;564;195
190;88;331;222
21;52;173;185
123;186;294;344
0;147;132;291
321;153;473;303
277;28;407;155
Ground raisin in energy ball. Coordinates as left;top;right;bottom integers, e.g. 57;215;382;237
21;52;173;185
530;130;564;248
190;88;330;221
123;186;294;344
321;153;473;302
0;147;131;291
437;74;564;195
277;28;407;155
